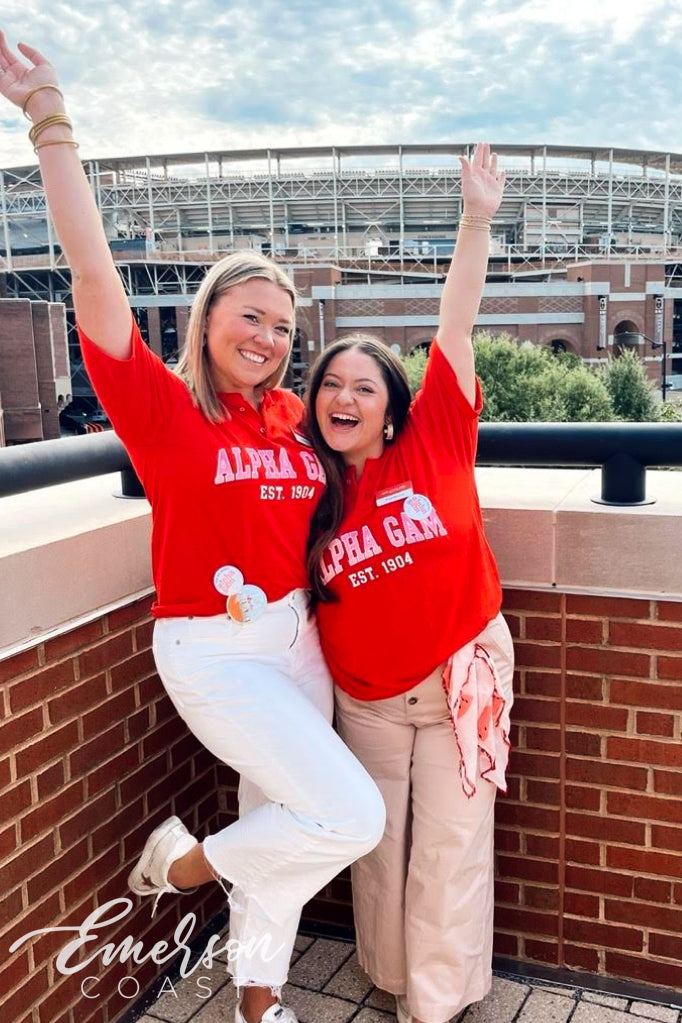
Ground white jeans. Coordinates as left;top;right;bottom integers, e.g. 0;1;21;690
152;589;385;991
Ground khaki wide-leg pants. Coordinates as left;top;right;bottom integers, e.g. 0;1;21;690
334;613;514;1023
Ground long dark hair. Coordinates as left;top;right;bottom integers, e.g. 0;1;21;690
305;335;412;603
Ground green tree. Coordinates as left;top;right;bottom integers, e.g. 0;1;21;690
598;349;660;421
401;346;429;397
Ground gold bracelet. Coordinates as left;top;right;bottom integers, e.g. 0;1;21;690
22;84;65;119
459;219;491;232
34;139;79;154
460;214;492;225
29;113;73;144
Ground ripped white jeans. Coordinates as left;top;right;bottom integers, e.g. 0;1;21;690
152;589;385;991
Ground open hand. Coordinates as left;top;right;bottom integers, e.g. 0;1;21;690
0;32;59;112
459;143;505;219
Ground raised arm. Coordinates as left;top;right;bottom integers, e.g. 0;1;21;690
437;142;505;407
0;33;132;357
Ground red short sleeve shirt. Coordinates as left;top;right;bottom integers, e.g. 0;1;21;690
315;340;502;700
79;319;326;617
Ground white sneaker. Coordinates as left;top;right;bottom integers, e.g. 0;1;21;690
235;1002;298;1023
127;815;198;916
396;995;413;1023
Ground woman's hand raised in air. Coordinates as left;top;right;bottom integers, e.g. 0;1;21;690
459;142;505;219
0;33;62;115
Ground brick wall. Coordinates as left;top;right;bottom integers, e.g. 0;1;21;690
0;598;227;1023
1;587;681;1021
303;589;682;995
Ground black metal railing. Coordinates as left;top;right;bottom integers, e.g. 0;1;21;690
1;424;681;506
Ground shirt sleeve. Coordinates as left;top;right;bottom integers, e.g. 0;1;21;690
78;316;187;448
408;338;483;468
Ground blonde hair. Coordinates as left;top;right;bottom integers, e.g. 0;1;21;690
175;252;297;423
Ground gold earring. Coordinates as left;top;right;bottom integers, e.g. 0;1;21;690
384;420;394;441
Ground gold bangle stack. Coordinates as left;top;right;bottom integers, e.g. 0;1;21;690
22;84;65;118
27;111;79;155
459;214;492;232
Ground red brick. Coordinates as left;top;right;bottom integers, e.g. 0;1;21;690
494;828;522;853
523;670;562;697
525;834;560;859
119;752;168;804
495;880;520;903
59;789;117;849
512;696;560;724
608;736;682;768
47;672;108;725
87;745;140;798
656;601;682;623
524;617;562;642
36;761;65;800
493;931;519;956
524;885;559;911
567;647;650;677
27;837;88;902
135;619;155;649
0;822;16;859
138;673;162;705
0;779;32;821
567;811;645;845
566;595;650;618
495;803;559;833
565;865;633;897
610;622;682;653
607;845;682;877
43;619;104;662
513;642;562;669
607;791;681;825
657;656;682;682
634;877;672;902
63;845;121;906
566;702;629;731
565;731;601;756
91;797;144;857
69;722;125;776
564;917;643;951
9;659;75;713
21;780;85;842
525;726;562;753
127;706;151;742
649;932;682;959
564;944;599;971
1;891;61;959
525;938;559;964
0;707;43;751
0;647;39;683
78;632;133;680
0;887;24;933
651;825;682;853
107;595;153;631
508;751;560;778
142;715;186;757
566;618;604;643
565;674;604;701
605;951;682;990
636;711;675;737
610;678;682;710
564;890;600;917
605;898;682;932
0;962;48;1022
15;721;79;776
81;687;137;738
565;838;601;865
496;856;559;884
110;648;156;691
566;757;647;790
526;779;560;806
496;905;559;936
36;968;87;1023
0;755;10;789
3;834;55;891
503;590;562;613
566;785;601;811
653;770;682;796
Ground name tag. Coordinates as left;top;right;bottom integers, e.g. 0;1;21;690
376;481;414;507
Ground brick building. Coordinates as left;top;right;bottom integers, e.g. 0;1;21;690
0;299;70;445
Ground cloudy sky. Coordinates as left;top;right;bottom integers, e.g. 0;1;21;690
1;0;681;167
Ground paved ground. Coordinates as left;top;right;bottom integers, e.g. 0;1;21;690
133;932;682;1023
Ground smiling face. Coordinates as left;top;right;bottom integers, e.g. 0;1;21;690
205;277;293;402
315;347;391;474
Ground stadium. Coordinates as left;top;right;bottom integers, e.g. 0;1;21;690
1;142;681;431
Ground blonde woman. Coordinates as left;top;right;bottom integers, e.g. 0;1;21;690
0;34;385;1023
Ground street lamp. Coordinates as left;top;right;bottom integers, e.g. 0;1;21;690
615;332;668;403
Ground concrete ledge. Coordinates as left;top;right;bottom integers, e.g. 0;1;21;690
1;468;680;657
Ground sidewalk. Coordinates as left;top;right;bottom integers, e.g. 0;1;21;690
133;933;682;1023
